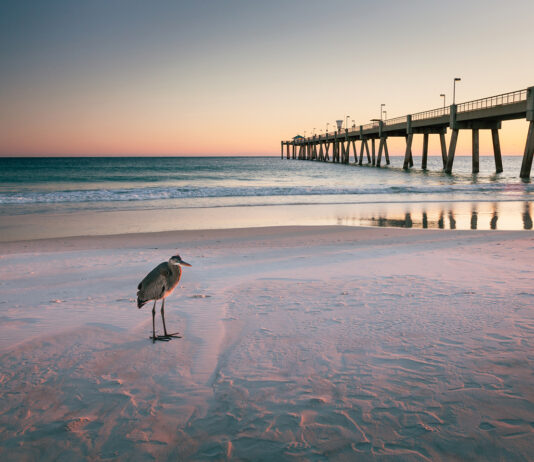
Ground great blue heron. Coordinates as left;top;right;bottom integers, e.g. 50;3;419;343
137;254;192;342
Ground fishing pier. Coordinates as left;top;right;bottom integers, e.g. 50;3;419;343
281;86;534;178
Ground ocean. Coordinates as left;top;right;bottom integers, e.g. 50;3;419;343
1;156;533;240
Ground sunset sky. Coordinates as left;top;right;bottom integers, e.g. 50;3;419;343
1;0;534;157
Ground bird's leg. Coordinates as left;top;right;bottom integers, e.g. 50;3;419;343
161;297;168;337
161;298;181;338
152;300;157;343
151;301;172;342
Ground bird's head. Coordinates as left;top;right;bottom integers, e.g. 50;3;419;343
169;254;192;267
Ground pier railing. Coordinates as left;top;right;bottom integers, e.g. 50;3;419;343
288;87;529;143
412;106;449;121
457;89;527;114
385;116;407;126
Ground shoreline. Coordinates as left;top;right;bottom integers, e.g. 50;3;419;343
1;199;533;244
0;223;528;254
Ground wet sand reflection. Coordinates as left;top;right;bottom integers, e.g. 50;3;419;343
359;202;533;231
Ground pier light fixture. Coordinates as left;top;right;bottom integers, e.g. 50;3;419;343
326;122;329;134
352;119;356;129
345;115;350;130
440;93;446;107
380;103;385;120
453;78;461;105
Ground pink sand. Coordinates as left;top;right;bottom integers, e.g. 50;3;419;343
1;226;533;460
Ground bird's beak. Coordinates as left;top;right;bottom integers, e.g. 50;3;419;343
180;260;192;267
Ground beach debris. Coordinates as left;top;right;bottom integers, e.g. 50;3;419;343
50;299;64;303
65;417;91;432
190;294;211;299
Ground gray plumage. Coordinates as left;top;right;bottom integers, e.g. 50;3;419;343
137;254;192;342
137;261;181;308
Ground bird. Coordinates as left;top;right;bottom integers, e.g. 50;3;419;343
137;254;192;342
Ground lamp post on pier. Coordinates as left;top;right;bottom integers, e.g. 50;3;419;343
440;93;446;107
326;122;329;134
345;115;350;130
453;78;461;104
380;103;385;120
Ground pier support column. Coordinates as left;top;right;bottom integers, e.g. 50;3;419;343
421;133;429;170
371;139;376;166
281;142;283;159
520;87;534;177
286;144;290;160
439;133;448;168
376;138;385;167
365;140;371;163
445;129;459;174
403;134;414;169
359;140;365;165
520;121;534;178
472;129;479;174
491;129;503;174
318;143;323;161
351;140;357;163
384;138;390;165
325;142;330;162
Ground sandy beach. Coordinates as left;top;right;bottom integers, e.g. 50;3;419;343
1;225;533;460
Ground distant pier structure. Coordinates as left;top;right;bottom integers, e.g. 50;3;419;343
281;86;534;178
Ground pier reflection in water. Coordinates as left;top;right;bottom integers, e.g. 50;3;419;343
336;201;533;231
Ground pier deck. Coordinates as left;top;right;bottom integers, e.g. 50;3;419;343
281;86;534;178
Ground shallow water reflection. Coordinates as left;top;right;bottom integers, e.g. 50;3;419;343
349;202;533;231
1;200;533;242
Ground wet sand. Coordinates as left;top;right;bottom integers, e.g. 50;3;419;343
1;200;533;243
1;226;534;460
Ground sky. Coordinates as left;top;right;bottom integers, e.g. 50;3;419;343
1;0;534;157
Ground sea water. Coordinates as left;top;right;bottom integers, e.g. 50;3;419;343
0;156;533;240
